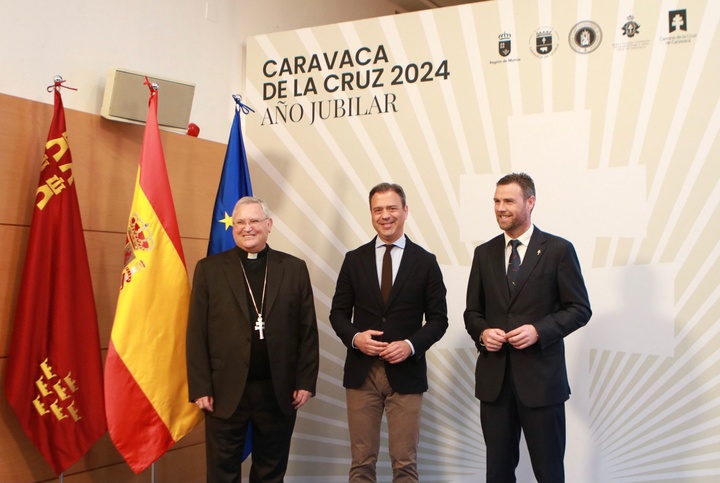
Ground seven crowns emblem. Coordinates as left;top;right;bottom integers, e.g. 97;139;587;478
498;32;512;57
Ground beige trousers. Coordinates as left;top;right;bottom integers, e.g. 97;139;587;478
346;359;423;483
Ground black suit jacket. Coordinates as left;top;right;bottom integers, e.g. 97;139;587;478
464;227;591;407
330;236;448;394
186;246;319;418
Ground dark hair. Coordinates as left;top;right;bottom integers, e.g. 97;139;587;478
369;182;406;207
497;172;535;200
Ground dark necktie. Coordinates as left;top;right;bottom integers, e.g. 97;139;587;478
381;244;393;303
507;239;521;292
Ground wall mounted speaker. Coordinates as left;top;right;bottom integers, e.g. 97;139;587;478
100;68;195;132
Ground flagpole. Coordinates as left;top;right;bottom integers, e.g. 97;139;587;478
232;93;255;115
151;462;156;483
232;94;254;482
204;94;255;480
105;77;201;475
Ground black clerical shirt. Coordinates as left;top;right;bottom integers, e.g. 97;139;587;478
238;246;271;381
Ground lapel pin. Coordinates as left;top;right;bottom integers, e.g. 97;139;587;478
537;250;541;256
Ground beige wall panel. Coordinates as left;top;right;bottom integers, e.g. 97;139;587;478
69;117;141;235
59;435;205;483
184;237;213;285
85;231;127;346
162;132;227;241
0;95;47;226
0;226;27;357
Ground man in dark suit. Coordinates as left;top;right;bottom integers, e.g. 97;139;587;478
330;182;448;482
464;172;591;483
186;196;319;483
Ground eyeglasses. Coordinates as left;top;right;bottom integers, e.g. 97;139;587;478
233;218;269;228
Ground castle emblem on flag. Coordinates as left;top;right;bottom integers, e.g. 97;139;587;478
121;213;154;289
32;358;82;422
36;132;73;211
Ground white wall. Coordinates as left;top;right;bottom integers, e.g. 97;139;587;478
0;0;403;143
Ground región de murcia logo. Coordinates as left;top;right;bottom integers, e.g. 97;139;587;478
32;358;81;422
120;213;154;289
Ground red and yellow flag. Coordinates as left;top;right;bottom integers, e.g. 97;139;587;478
104;80;201;473
3;83;106;475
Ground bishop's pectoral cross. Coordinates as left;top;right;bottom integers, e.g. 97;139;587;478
255;314;265;340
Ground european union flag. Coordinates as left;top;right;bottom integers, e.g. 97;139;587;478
208;97;254;256
207;96;254;462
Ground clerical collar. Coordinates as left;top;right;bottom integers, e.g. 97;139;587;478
237;245;269;260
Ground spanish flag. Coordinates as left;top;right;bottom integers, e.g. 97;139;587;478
104;79;201;473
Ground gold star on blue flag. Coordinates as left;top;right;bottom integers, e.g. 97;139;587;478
219;211;233;231
207;97;254;256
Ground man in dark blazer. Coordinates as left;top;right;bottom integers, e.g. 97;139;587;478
330;182;448;482
464;173;591;483
186;196;319;483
